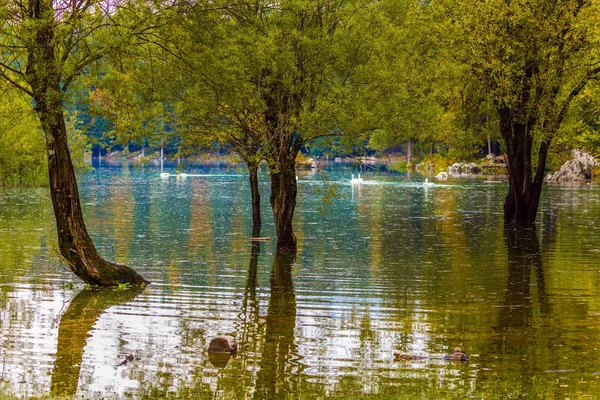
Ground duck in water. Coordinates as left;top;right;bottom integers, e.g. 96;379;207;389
443;347;468;362
393;352;427;361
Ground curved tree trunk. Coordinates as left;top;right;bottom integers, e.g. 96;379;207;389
269;158;298;252
25;0;146;286
38;99;147;286
248;163;262;234
499;107;550;224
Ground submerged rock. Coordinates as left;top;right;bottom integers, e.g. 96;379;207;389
208;335;237;354
550;149;599;182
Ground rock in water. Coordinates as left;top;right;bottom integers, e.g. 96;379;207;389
550;149;599;182
207;336;237;354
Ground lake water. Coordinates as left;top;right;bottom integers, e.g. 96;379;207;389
2;163;600;399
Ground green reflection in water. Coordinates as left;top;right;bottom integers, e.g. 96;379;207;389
2;165;600;398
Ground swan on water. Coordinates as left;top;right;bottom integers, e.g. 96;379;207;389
423;178;434;187
160;172;170;179
351;174;363;184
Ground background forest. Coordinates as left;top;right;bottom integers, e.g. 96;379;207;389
1;0;599;187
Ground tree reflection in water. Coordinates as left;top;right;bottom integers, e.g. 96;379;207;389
50;287;144;397
496;225;550;333
255;251;298;398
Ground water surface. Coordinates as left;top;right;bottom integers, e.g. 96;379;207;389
1;164;600;399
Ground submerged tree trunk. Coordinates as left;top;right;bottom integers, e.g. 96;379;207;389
248;163;262;234
25;5;146;286
269;157;298;252
499;107;550;224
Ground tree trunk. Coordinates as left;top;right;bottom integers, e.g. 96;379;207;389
38;100;147;286
406;141;413;166
429;142;434;157
487;133;492;155
25;0;146;286
269;158;298;252
499;107;549;224
248;163;262;233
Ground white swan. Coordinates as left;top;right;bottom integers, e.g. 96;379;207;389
160;172;170;179
423;178;434;187
351;173;363;184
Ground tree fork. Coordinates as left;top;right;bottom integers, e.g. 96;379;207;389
500;108;549;225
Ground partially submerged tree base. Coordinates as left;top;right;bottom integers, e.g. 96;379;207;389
52;244;148;287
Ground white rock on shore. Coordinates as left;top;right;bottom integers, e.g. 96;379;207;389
549;149;599;182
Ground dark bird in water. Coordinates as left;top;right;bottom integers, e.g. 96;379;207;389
117;353;134;367
443;347;468;362
393;352;427;361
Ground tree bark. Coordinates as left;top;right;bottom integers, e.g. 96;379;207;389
38;100;147;285
25;3;146;286
499;107;549;224
248;163;262;233
406;141;413;166
269;157;298;252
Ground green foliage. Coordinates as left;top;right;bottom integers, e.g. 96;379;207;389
65;112;92;174
443;0;600;146
388;160;408;172
0;86;47;186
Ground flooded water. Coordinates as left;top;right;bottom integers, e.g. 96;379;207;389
2;163;600;399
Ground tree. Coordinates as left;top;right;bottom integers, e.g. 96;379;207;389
365;0;454;166
171;0;379;251
445;0;600;223
0;0;147;285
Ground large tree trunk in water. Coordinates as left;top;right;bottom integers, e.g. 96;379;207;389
248;164;261;235
25;0;146;286
40;104;147;285
269;158;298;252
499;107;550;224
